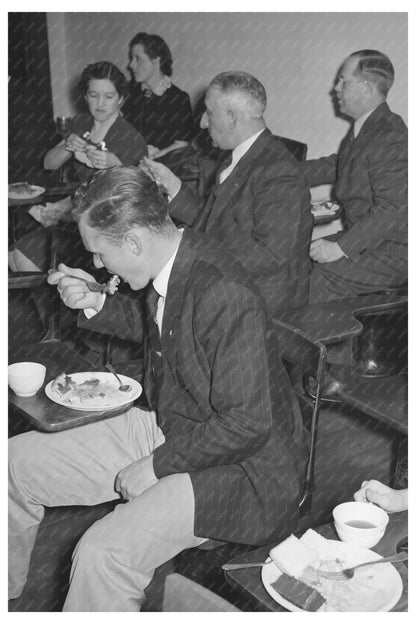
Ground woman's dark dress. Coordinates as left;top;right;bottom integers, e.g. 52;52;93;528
123;82;194;149
15;113;147;271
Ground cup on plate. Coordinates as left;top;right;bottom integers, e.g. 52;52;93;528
333;501;389;549
8;362;46;397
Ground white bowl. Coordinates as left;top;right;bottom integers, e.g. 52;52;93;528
8;362;46;397
333;501;389;549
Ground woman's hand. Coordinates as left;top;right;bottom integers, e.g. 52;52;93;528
85;147;121;169
47;263;105;313
140;156;182;198
65;133;88;153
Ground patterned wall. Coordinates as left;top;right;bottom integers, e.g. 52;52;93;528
46;11;408;167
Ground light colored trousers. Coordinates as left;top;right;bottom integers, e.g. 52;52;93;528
8;408;206;611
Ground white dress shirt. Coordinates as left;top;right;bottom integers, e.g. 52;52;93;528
152;231;182;332
354;108;376;138
218;128;265;184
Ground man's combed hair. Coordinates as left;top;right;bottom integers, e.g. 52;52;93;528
72;166;170;240
351;50;395;97
210;71;267;118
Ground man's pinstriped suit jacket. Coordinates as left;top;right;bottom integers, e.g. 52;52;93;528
81;228;305;545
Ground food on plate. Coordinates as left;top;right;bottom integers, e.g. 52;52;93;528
271;573;326;611
51;372;132;407
304;560;386;611
300;528;343;559
269;529;393;611
269;534;318;578
8;182;41;197
311;200;339;215
103;274;120;295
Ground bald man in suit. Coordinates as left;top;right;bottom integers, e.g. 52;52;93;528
144;71;312;315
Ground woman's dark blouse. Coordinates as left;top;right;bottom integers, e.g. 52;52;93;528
71;112;147;180
14;112;147;270
124;83;194;149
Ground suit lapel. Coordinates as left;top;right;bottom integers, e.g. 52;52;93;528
201;128;272;228
343;102;390;166
160;229;196;346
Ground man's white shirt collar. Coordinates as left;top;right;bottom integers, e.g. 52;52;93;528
219;128;265;183
152;229;183;330
153;237;182;300
354;108;376;138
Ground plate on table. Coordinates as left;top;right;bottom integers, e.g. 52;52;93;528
311;201;342;223
45;372;142;411
8;182;46;200
262;540;403;612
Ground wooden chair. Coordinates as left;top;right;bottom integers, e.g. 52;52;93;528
272;319;327;515
8;229;61;342
162;573;240;612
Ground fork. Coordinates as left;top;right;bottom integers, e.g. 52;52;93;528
48;270;109;292
318;551;408;581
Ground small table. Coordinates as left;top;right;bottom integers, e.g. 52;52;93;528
225;511;408;612
278;293;407;348
8;184;78;242
9;341;143;432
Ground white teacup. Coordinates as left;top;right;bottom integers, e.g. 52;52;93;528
333;501;389;549
8;362;46;397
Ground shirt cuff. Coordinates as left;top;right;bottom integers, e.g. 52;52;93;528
83;294;106;318
168;180;182;202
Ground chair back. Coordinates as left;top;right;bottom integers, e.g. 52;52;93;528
352;301;407;378
274;135;307;161
273;319;327;515
162;573;240;612
155;146;208;197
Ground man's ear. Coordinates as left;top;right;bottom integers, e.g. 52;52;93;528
363;80;376;99
227;108;238;129
124;231;142;256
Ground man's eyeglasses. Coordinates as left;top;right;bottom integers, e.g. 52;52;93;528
336;76;370;89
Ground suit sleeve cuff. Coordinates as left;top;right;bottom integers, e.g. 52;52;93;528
83;294;106;318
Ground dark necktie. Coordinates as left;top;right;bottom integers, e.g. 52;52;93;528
143;282;163;410
339;126;355;170
215;152;233;187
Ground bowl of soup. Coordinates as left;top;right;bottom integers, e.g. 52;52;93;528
333;501;389;548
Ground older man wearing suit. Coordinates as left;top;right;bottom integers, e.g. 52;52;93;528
144;71;312;314
9;167;304;611
305;49;407;302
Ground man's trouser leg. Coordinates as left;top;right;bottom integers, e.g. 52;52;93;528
63;472;206;611
8;408;164;600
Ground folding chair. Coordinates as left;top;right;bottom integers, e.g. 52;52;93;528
162;573;240;612
272;319;327;515
9;228;61;342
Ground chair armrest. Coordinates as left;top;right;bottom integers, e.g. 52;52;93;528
8;272;48;289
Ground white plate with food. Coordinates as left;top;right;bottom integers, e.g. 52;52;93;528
8;182;46;199
45;372;142;411
262;531;403;612
311;201;341;221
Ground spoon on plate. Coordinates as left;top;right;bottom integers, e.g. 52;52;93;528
105;363;132;392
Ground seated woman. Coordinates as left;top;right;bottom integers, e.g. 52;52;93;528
123;32;194;160
10;61;147;272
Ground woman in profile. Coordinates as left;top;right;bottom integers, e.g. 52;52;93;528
124;32;194;160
